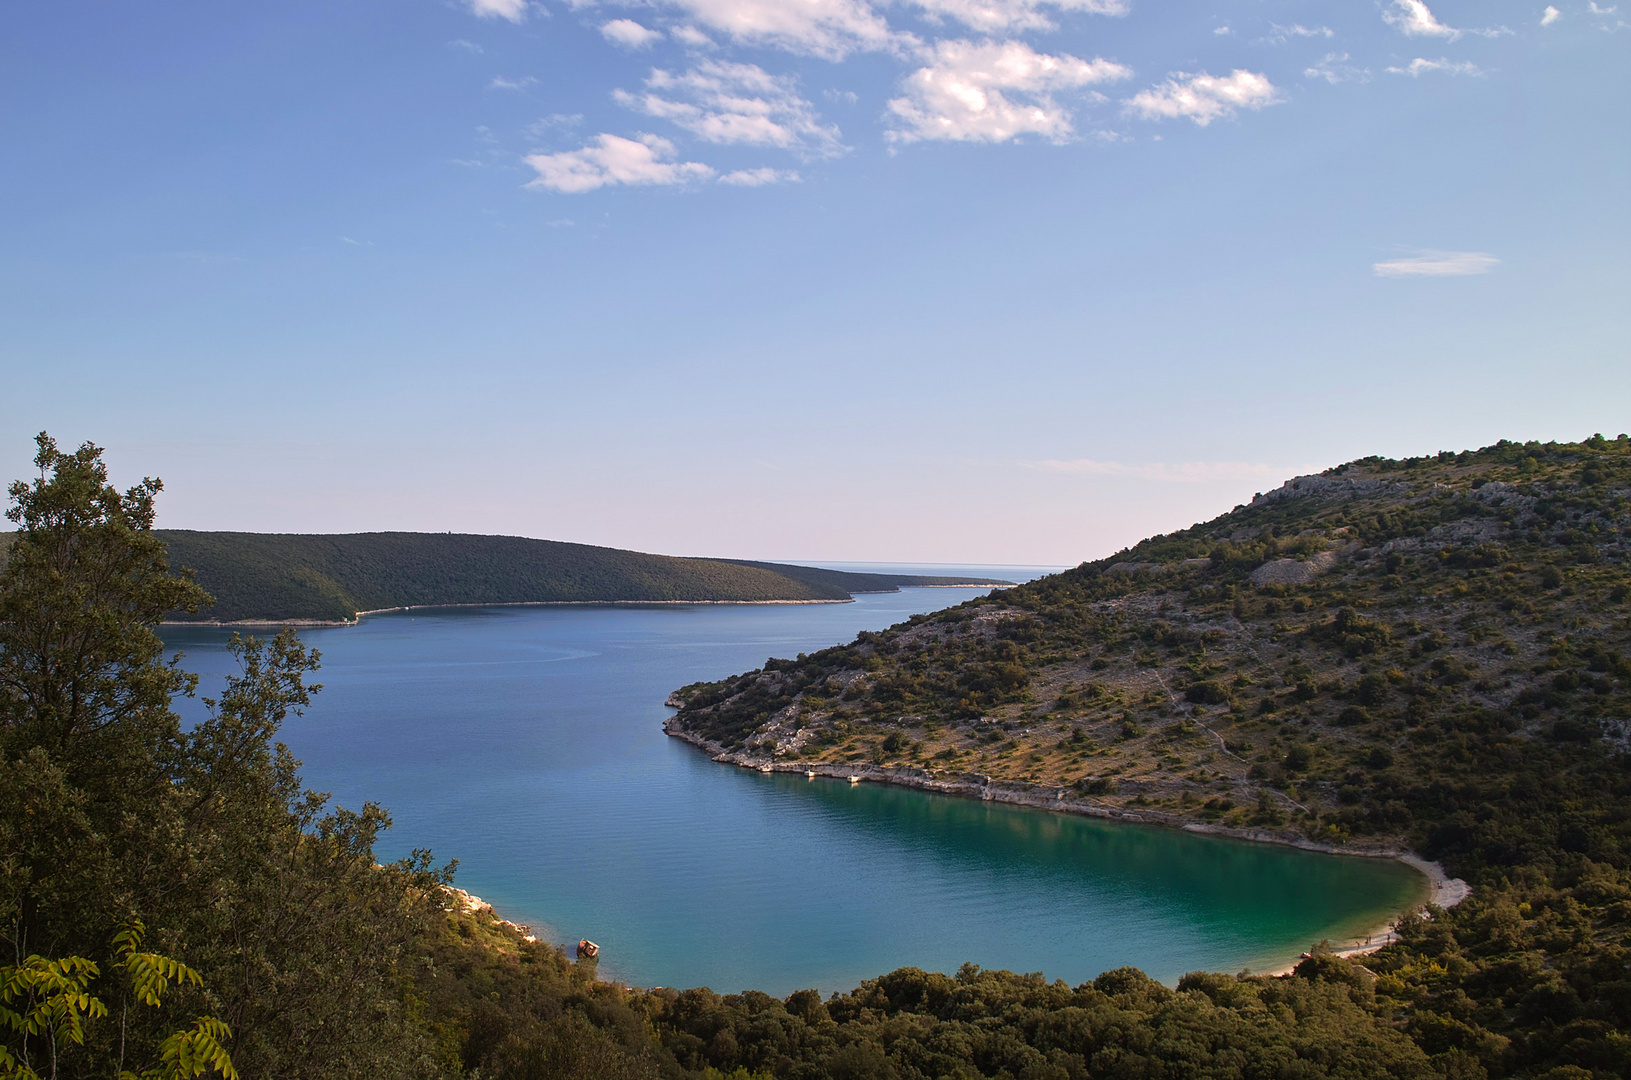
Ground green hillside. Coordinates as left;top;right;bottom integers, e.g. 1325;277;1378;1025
665;435;1631;1077
14;431;1631;1080
719;558;1014;595
142;531;1011;622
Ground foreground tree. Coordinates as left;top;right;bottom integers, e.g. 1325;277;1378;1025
0;435;451;1078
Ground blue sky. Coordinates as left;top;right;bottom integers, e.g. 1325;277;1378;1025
2;0;1626;563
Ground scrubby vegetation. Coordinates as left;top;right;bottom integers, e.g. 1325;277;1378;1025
667;434;1631;1078
8;432;1631;1080
143;532;1007;623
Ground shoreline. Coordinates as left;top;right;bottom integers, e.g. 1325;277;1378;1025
445;886;541;943
159;583;1014;628
663;717;1470;976
160;597;858;627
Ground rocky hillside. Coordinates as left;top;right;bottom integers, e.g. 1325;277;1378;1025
668;436;1631;864
661;436;1631;1077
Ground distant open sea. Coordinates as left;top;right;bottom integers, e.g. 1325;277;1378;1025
162;565;1424;995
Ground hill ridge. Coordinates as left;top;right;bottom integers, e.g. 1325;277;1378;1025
136;530;1011;623
667;434;1631;859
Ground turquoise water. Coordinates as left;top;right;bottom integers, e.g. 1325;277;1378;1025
162;578;1424;995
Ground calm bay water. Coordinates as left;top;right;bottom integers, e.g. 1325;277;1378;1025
162;572;1424;995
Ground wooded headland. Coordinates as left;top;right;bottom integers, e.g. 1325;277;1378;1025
113;531;1011;622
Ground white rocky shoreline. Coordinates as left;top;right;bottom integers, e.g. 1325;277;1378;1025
160;597;856;628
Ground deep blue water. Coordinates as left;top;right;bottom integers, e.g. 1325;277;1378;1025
162;572;1424;995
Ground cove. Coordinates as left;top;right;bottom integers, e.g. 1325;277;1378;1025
162;577;1426;996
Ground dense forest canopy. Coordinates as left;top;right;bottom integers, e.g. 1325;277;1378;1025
5;432;1630;1080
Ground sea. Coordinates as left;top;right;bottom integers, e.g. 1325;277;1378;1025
161;564;1425;995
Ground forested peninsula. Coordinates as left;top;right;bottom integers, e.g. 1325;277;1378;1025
7;433;1631;1080
121;531;1011;623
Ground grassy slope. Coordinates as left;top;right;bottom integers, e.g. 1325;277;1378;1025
150;532;1011;622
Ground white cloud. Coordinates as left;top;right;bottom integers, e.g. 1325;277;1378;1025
448;38;485;53
719;166;801;184
1372;250;1499;276
886;39;1130;144
670;24;716;46
1382;0;1461;38
903;0;1126;36
1387;56;1485;76
601;18;664;47
1305;52;1370;83
490;75;539;89
1263;22;1334;42
1027;459;1292;483
651;0;898;59
1124;70;1280;126
615;61;845;156
1381;0;1509;39
1214;25;1233;34
524;134;715;193
1541;4;1561;23
466;0;527;22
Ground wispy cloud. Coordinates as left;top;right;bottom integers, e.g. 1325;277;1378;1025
531;113;583;133
903;0;1127;36
1386;57;1485;77
1305;53;1370;84
1026;459;1295;483
524;133;715;193
1373;249;1499;276
601;19;664;48
616;61;845;156
644;0;899;60
1589;2;1628;29
465;0;527;23
1541;5;1561;24
719;166;801;185
448;38;484;53
1124;70;1280;126
670;24;716;47
886;39;1129;144
1262;23;1334;43
490;75;539;90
